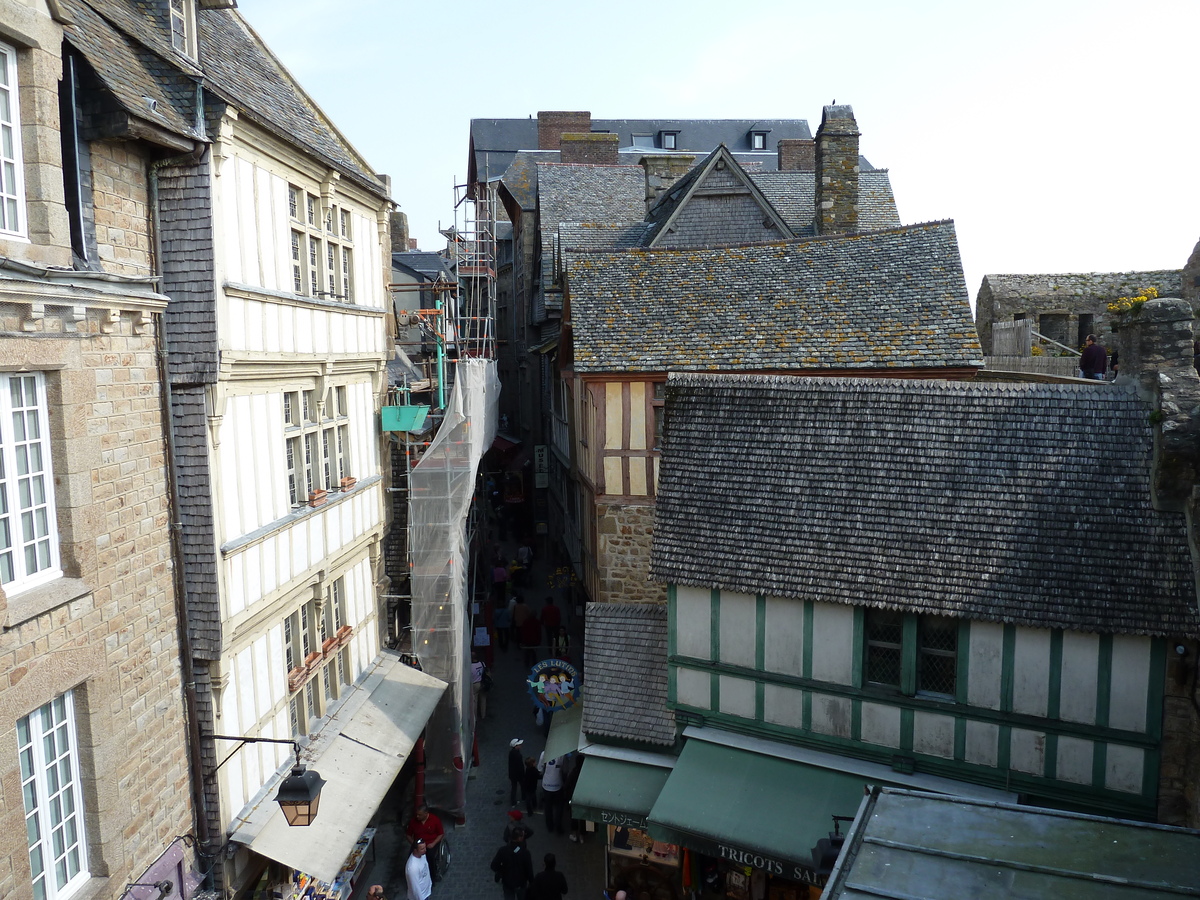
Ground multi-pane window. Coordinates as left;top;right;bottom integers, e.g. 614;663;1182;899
651;381;666;450
0;373;60;594
864;609;959;699
284;387;349;507
0;41;25;235
19;692;88;900
288;184;356;301
285;578;351;735
168;0;194;57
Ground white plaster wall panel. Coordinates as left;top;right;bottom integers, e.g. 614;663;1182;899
219;154;243;289
293;307;313;356
355;381;375;477
253;635;272;720
225;754;244;825
228;551;246;618
271;172;290;293
331;310;347;356
1012;628;1052;717
719;590;756;667
676;667;709;709
718;674;755;718
220;396;248;540
253;392;277;529
1105;744;1144;794
676;586;711;659
290;520;309;574
1059;631;1099;724
967;621;1004;710
811;603;854;686
236;157;259;288
244;545;262;613
223;667;242;736
281;302;297;354
314;309;330;357
964;720;999;767
811;693;852;738
912;711;955;759
1056;736;1093;785
763;686;801;729
261;533;279;597
254;165;277;291
1009;728;1046;776
604;384;622;451
236;646;256;727
1107;636;1150;733
267;623;286;700
860;702;902;748
275;528;292;588
764;596;804;676
263;298;281;354
308;516;324;573
245;296;264;353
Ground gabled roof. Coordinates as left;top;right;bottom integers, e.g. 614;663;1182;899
751;169;901;236
651;374;1200;638
499;150;556;212
565;221;982;374
583;603;675;747
392;251;453;282
643;145;793;247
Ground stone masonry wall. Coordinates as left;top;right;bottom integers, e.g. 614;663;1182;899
596;502;665;604
0;302;194;900
1159;639;1200;827
90;140;154;276
814;105;859;234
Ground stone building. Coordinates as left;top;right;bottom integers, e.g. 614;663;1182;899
0;2;197;898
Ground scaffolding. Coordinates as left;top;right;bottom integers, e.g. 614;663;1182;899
452;174;498;360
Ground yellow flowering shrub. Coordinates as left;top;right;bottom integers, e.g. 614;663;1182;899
1107;285;1159;315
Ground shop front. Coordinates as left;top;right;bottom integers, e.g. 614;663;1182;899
228;653;447;898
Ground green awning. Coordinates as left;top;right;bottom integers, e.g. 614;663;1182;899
544;703;583;762
648;740;868;882
571;757;673;830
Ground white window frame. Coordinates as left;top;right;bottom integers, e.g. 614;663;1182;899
285;578;351;735
751;132;767;151
0;372;61;594
0;40;26;236
18;691;89;900
284;387;350;507
287;184;355;302
168;0;197;59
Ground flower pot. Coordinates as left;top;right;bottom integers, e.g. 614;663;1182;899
287;667;307;693
322;637;340;658
340;476;357;492
303;651;323;674
308;489;327;508
336;624;353;645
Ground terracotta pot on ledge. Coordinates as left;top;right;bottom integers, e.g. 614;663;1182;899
340;476;357;491
308;488;328;507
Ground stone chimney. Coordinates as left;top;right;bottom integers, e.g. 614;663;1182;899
778;139;815;172
1184;236;1200;315
1118;297;1200;512
538;111;592;150
559;132;619;166
640;154;697;211
390;211;409;254
814;105;860;234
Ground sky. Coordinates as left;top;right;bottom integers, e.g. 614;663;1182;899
238;0;1199;303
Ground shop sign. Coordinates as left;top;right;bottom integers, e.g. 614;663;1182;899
535;445;549;488
715;844;825;887
600;811;649;829
527;658;581;711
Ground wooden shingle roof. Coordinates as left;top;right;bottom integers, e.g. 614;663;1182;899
650;374;1200;638
565;221;982;374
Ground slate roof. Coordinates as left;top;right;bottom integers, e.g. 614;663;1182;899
650;374;1200;638
583;603;676;746
537;164;647;229
500;151;556;211
979;271;1183;304
558;222;655;252
393;251;454;282
565;221;982;374
751;169;901;235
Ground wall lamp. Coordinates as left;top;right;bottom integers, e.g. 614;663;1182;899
212;735;326;826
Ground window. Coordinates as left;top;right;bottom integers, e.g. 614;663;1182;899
284;387;349;506
660;131;678;150
632;134;654;149
288;185;355;301
19;692;89;900
751;131;767;151
651;381;665;450
1;373;60;594
864;609;958;699
284;579;351;735
168;0;195;57
0;41;25;235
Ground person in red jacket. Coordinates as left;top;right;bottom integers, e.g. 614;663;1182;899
405;805;444;881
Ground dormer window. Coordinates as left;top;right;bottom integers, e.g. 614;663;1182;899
169;0;197;58
660;131;679;150
750;131;768;151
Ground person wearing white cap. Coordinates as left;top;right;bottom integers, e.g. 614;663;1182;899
508;738;525;807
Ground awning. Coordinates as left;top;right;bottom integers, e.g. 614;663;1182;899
572;757;672;830
491;433;522;453
648;740;868;882
543;703;583;762
231;652;447;884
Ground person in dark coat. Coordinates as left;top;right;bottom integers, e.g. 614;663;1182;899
530;853;568;900
521;755;541;814
491;830;534;900
508;738;525;806
1080;334;1107;380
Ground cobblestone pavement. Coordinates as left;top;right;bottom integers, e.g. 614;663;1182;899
359;537;604;900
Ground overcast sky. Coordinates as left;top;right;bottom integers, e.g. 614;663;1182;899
239;0;1199;303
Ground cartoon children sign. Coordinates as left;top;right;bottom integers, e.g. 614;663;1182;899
527;658;581;711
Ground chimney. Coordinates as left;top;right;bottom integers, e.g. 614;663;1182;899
538;111;592;150
640;154;697;211
777;139;815;172
559;132;619;166
814;105;860;234
1118;297;1200;512
390;211;409;254
1184;236;1200;315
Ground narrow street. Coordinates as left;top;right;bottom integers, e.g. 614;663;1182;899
360;538;605;900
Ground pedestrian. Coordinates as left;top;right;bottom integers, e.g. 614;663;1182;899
540;597;562;649
405;805;445;882
531;853;568;900
492;561;509;605
520;611;542;668
491;829;534;900
516;543;534;585
508;738;525;807
405;840;432;900
504;809;534;843
471;652;489;720
551;626;571;662
494;600;512;651
366;886;387;900
538;752;567;835
1079;333;1107;380
522;755;541;814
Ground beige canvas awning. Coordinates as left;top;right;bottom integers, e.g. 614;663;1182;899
230;652;446;884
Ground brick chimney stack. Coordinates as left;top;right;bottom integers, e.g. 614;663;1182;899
640;154;697;211
814;105;860;234
777;139;815;172
559;133;619;165
538;111;592;150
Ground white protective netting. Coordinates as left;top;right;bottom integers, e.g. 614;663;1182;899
409;358;499;815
